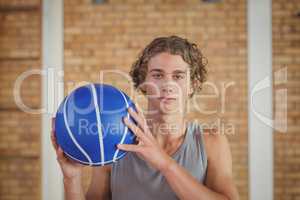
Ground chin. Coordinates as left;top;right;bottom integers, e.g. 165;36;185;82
159;105;183;114
148;99;184;114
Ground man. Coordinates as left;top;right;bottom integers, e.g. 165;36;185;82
51;35;239;200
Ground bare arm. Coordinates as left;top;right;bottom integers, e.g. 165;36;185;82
64;176;85;200
86;165;112;200
161;133;239;200
204;134;239;200
51;117;86;200
51;117;112;200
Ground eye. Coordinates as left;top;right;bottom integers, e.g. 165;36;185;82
173;74;185;80
152;73;163;79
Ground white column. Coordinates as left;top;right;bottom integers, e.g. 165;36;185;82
248;0;273;200
42;0;64;199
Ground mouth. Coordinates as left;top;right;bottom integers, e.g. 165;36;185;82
158;96;177;101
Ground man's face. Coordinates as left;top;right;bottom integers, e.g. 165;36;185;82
141;52;192;115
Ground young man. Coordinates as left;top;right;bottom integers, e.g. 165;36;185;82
51;35;239;200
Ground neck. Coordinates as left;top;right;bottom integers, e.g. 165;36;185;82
146;111;187;140
146;111;188;152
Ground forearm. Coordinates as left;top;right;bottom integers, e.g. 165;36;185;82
161;158;229;200
64;177;86;200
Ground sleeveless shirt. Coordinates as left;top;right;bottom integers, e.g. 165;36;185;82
110;120;208;200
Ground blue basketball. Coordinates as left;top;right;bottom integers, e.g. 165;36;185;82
55;83;137;166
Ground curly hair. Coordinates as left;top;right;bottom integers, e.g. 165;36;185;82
129;35;207;98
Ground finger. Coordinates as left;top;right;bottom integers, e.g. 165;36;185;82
51;117;60;151
57;147;79;166
128;107;152;138
134;103;143;114
51;132;59;151
52;117;55;132
135;137;145;145
128;107;147;130
57;146;64;156
117;144;141;152
56;146;66;163
123;117;150;143
68;158;82;167
134;105;148;127
134;105;149;129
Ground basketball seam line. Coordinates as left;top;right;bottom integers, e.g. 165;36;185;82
63;94;93;165
64;150;127;165
113;91;130;162
91;83;105;166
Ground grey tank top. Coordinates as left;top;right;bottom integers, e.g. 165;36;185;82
110;120;208;200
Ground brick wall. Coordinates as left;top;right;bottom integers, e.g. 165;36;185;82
64;0;248;199
0;0;41;199
273;0;300;199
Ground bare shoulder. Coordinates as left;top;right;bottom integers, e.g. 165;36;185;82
201;129;239;200
202;128;226;140
202;128;231;158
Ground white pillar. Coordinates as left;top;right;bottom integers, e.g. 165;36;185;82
248;0;273;200
42;0;64;199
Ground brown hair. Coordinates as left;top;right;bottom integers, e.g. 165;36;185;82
129;35;207;98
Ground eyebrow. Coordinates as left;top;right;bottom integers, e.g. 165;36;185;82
149;68;187;74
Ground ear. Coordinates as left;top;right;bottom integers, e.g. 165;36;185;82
138;83;147;94
188;80;195;97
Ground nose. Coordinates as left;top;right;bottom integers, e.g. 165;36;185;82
161;82;177;95
159;74;179;95
162;85;173;94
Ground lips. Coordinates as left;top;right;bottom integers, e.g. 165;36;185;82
158;96;177;101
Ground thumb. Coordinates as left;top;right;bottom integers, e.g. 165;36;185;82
56;147;66;163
